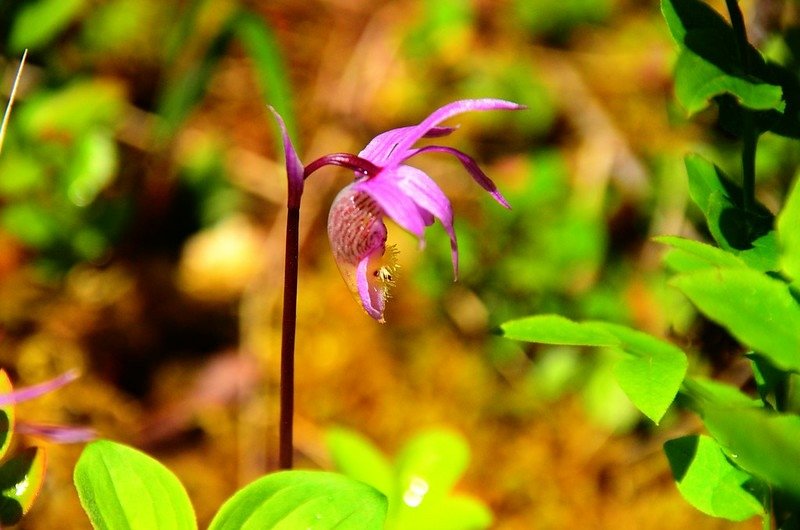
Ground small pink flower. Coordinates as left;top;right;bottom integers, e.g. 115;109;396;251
272;99;523;322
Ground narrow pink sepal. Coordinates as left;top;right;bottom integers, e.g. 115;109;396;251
384;99;525;167
16;422;96;443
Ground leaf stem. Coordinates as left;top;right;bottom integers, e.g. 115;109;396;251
724;0;758;213
279;206;300;469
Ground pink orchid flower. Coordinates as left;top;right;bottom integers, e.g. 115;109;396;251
272;99;524;322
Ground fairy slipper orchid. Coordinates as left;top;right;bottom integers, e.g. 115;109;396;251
272;99;523;322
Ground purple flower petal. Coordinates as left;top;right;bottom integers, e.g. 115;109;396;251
0;370;79;406
356;256;385;322
395;165;459;276
16;422;96;443
384;99;525;167
359;126;459;167
406;145;511;209
353;171;428;239
268;106;304;208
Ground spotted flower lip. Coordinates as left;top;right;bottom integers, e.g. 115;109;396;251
272;99;524;322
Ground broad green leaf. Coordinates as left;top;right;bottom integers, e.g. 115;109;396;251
777;178;800;280
702;406;800;498
74;440;197;530
664;435;763;521
662;0;783;115
0;371;15;461
0;447;47;525
590;323;688;424
499;315;617;346
673;268;800;372
9;0;87;51
674;49;783;115
208;471;387;530
684;155;778;271
655;235;745;272
501;316;686;423
326;427;394;496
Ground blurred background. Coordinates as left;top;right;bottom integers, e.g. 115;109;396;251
1;0;796;527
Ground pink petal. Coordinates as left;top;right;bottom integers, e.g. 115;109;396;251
395;165;459;277
0;370;79;406
17;422;96;443
268;106;304;208
406;145;511;209
356;256;385;322
359;126;458;166
384;99;525;167
353;171;428;239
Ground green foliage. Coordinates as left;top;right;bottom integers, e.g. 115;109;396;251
74;440;197;530
501;1;800;526
664;435;764;521
500;316;687;423
8;0;87;52
327;428;492;530
209;471;388;530
0;447;47;526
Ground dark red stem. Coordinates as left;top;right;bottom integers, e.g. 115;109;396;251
279;206;300;469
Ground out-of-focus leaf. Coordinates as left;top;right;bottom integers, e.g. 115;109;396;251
208;471;387;530
0;371;15;461
672;268;800;372
777;178;800;280
232;11;295;141
327;427;394;496
656;235;746;272
661;0;783;115
66;129;118;207
74;440;197;530
157;9;296;146
394;429;470;505
393;494;492;530
9;0;87;51
581;352;639;432
18;80;125;139
0;447;47;526
679;377;760;412
0;152;46;198
664;435;764;521
684;154;778;271
0;203;61;248
703;407;800;498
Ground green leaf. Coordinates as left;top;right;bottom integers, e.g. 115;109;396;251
590;323;688;424
208;471;387;530
664;435;763;521
74;440;197;530
0;447;47;525
680;377;760;412
501;316;686;423
662;0;784;115
702;407;800;498
0;371;15;461
684;154;778;271
9;0;87;51
499;315;617;346
655;235;746;272
672;268;800;372
66;129;118;207
777;178;800;280
326;427;394;496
